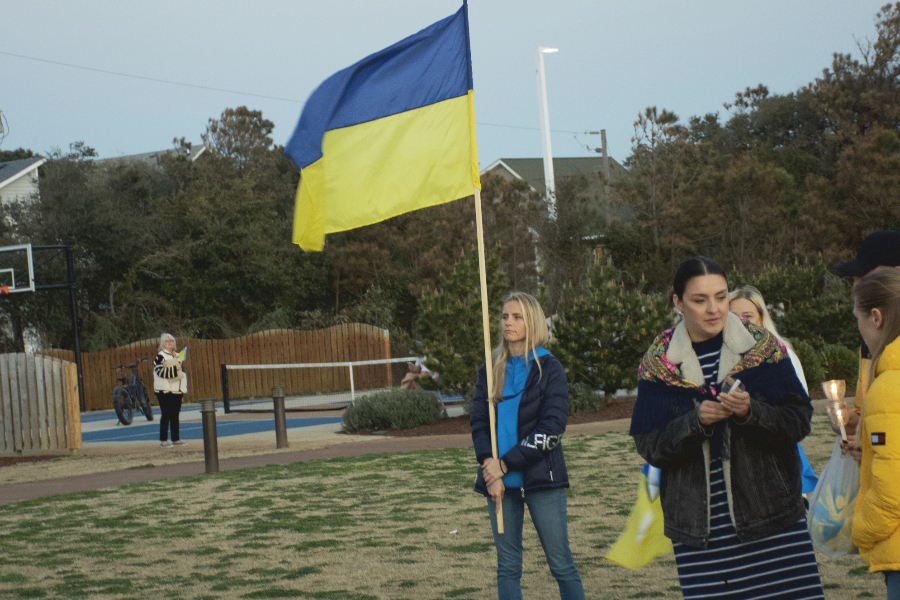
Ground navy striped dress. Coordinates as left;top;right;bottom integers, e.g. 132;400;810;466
672;334;824;600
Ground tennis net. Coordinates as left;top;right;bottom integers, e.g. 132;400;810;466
221;356;431;413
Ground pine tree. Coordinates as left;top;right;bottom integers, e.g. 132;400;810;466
415;247;507;400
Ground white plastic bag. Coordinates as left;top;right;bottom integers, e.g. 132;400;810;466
807;437;860;559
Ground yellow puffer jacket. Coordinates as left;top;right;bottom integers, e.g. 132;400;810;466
853;335;900;572
854;347;872;412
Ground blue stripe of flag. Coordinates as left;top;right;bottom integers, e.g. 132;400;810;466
284;3;472;170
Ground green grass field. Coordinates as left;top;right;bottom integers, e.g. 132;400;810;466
0;414;884;599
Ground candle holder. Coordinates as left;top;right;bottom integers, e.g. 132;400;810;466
823;380;848;441
822;379;846;403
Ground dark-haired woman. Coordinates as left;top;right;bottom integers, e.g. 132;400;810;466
630;257;824;599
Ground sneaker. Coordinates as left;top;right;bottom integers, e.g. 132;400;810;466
160;442;172;448
172;441;187;446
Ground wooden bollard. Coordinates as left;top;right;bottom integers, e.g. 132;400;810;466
200;398;219;474
273;386;288;449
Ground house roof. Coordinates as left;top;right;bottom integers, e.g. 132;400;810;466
481;156;627;194
0;157;47;190
98;144;208;166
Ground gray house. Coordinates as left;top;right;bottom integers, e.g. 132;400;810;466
480;156;632;223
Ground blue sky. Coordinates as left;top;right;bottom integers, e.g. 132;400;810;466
0;0;887;168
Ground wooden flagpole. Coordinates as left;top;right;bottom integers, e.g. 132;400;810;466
474;187;503;533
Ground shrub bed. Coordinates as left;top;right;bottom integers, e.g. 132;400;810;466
342;389;445;432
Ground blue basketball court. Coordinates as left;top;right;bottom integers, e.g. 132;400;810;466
80;404;344;444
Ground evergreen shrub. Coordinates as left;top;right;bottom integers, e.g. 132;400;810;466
568;382;607;415
792;340;824;392
416;248;507;401
550;258;671;396
820;343;859;388
342;389;445;432
729;259;857;348
460;392;473;416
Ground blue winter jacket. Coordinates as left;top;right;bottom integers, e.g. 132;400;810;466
471;354;570;496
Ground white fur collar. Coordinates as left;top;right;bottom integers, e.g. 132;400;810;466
666;312;757;386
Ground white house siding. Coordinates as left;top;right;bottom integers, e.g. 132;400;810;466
0;169;39;205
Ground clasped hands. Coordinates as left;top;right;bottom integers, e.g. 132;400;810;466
699;377;751;427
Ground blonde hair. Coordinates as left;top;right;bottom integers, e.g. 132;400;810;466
852;269;900;389
490;292;549;403
158;333;176;353
729;285;795;353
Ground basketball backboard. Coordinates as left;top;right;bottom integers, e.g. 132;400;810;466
0;244;35;294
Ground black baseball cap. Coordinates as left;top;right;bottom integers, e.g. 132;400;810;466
834;230;900;277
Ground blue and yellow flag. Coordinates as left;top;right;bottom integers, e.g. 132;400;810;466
283;3;480;251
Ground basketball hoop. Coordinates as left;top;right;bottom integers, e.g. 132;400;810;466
0;286;8;295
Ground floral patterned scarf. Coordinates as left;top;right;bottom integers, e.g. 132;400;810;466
631;320;793;438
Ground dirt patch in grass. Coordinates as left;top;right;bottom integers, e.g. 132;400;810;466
0;454;69;468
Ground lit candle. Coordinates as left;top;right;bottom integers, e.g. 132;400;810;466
823;380;848;442
835;405;847;442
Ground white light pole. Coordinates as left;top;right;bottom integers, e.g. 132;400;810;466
535;46;558;216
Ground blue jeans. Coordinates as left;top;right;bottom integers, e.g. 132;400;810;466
885;571;900;600
487;487;585;600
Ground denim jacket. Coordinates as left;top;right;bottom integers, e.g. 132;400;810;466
631;315;812;548
471;354;569;495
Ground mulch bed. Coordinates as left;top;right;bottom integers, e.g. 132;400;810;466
348;388;830;438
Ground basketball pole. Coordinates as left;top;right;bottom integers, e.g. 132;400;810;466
474;187;503;534
31;245;86;411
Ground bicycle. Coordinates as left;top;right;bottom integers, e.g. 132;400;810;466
112;358;154;425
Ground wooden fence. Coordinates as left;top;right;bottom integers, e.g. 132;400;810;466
42;324;391;412
0;353;81;455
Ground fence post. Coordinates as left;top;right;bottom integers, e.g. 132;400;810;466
348;363;355;403
272;386;288;449
220;364;230;414
64;362;82;453
200;398;219;474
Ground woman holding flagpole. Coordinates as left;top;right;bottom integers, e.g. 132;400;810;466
471;292;585;600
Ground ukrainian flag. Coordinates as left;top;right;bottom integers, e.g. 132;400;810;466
284;3;480;251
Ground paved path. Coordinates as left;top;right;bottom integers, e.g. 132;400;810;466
0;419;632;505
